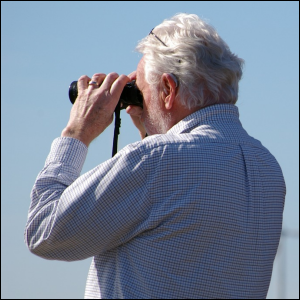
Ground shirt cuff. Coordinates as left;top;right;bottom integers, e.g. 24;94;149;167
45;137;88;174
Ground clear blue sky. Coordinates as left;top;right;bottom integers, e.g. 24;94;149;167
1;1;299;299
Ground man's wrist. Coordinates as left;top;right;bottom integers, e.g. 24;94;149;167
61;127;91;147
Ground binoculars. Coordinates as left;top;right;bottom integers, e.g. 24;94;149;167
68;80;143;110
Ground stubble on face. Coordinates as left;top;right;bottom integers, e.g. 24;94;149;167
144;88;172;135
137;57;171;135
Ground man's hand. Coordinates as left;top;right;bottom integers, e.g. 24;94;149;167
125;71;147;139
126;105;147;139
61;73;130;146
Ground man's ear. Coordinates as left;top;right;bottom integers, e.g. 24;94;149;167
161;73;178;110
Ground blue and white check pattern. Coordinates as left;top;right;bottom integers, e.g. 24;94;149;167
25;104;286;299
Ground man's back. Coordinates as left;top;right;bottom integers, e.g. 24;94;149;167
25;104;285;299
81;104;285;298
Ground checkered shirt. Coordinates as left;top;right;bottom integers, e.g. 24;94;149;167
25;104;286;299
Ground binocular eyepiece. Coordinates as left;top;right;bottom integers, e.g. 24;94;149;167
68;80;143;110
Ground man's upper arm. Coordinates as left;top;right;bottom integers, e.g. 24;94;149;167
25;138;151;261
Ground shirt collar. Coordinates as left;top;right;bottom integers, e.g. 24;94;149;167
167;104;240;135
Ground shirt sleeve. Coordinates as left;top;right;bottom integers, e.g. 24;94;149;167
25;137;151;261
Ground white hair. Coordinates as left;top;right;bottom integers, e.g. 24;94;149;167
136;13;245;109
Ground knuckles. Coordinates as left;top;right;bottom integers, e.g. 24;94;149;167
78;75;90;81
92;73;106;79
78;73;129;84
105;72;119;80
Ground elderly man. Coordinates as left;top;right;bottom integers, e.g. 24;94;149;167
25;13;285;299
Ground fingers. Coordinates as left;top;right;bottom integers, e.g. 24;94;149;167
77;73;106;93
110;74;130;96
127;71;137;81
77;75;91;91
88;73;106;91
77;72;130;112
100;72;120;92
100;73;129;110
126;105;143;116
78;72;130;95
82;72;129;112
126;105;147;139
